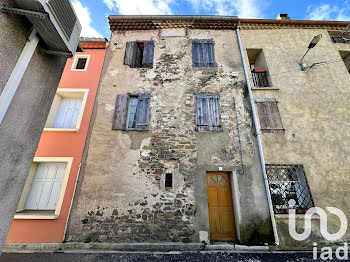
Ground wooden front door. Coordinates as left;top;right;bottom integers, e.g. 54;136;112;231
207;172;237;241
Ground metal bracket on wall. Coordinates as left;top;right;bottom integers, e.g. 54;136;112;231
40;49;72;58
0;4;49;19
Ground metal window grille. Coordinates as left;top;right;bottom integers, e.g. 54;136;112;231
252;71;269;87
266;164;314;214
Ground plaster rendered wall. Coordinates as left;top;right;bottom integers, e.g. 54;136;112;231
240;28;350;247
66;28;273;244
0;9;66;250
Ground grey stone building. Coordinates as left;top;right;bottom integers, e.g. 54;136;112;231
66;16;274;245
0;0;79;251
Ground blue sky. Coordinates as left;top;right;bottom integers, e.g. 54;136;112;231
71;0;350;38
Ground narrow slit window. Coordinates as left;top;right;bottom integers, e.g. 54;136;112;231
165;173;172;188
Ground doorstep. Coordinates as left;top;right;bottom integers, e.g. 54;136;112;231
3;242;269;253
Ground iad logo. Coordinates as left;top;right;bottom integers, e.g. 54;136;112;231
288;199;347;241
288;199;349;260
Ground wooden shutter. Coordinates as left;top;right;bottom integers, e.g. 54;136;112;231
142;42;154;68
53;98;82;128
192;40;215;67
124;41;137;67
208;94;221;131
196;94;221;131
192;40;203;67
256;102;271;130
269;101;283;130
24;163;66;210
135;93;151;131
112;94;129;130
196;94;209;131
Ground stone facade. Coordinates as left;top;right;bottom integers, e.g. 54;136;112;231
66;23;273;244
240;20;350;247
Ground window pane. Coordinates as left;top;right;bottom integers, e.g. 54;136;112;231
127;97;138;129
76;58;87;69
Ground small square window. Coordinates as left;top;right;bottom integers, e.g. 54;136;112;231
71;55;90;71
44;89;88;131
76;58;87;69
165;173;173;188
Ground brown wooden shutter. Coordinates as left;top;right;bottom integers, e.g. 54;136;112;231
269;101;283;130
142;42;154;68
124;41;137;68
135;93;151;131
195;94;209;131
112;94;129;130
256;102;271;130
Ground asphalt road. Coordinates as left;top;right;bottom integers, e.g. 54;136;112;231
0;251;347;262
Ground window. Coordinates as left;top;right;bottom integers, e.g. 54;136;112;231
266;164;314;214
71;55;90;71
328;30;350;44
256;98;284;133
124;41;154;68
44;89;88;131
112;93;151;131
15;157;73;219
246;49;272;88
192;40;216;67
195;94;222;131
339;50;350;74
165;173;173;188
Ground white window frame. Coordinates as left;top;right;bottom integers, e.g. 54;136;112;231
71;54;90;71
44;88;89;132
14;157;73;220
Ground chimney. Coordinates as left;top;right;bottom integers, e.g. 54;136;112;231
276;13;290;20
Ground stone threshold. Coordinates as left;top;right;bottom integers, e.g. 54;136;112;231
3;242;269;253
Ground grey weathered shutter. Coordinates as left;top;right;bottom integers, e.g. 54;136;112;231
124;41;137;68
135;93;151;131
208;94;221;131
192;41;203;67
207;41;215;66
142;42;154;68
112;94;129;130
269;101;283;130
256;102;271;130
195;94;209;131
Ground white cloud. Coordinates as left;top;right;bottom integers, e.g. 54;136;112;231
186;0;265;18
102;0;174;15
306;3;350;21
71;0;103;37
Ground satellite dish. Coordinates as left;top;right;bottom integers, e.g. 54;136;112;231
342;24;350;41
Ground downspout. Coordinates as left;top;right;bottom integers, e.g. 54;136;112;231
63;162;81;242
236;23;279;246
0;29;39;124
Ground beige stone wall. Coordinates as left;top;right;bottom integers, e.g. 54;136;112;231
66;28;273;244
240;28;350;247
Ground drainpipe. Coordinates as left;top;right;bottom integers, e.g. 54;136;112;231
63;162;82;242
0;29;39;124
236;24;279;246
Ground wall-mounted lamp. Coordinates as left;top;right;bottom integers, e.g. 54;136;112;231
299;34;322;71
